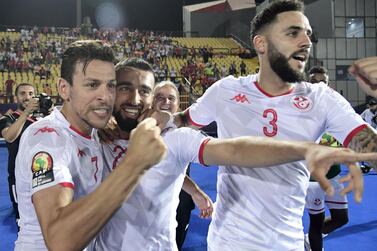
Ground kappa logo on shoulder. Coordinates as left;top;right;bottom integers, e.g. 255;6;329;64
290;95;313;112
231;94;250;104
34;126;59;136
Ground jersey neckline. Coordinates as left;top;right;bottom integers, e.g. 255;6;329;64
69;125;92;140
254;81;294;97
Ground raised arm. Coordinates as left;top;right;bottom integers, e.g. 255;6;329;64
201;136;377;202
33;118;166;251
349;56;377;98
1;99;38;142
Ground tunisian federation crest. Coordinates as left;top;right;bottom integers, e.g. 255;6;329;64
290;95;313;112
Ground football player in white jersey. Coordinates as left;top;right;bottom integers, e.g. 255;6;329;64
172;1;377;250
14;41;166;251
153;80;214;249
96;57;376;251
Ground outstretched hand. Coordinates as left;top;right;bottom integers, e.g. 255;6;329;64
306;146;377;203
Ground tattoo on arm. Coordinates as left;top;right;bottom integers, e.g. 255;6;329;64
348;127;377;170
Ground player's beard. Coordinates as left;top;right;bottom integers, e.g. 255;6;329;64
268;42;306;83
113;109;138;133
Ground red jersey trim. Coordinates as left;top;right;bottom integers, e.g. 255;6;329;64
69;125;92;139
187;109;206;127
254;81;294;97
199;138;211;166
59;182;74;189
343;124;368;147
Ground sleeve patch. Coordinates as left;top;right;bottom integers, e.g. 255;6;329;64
31;151;54;188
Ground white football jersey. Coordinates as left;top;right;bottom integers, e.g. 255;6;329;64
15;107;103;251
96;127;208;251
188;74;366;251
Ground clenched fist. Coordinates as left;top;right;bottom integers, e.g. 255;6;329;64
127;117;167;170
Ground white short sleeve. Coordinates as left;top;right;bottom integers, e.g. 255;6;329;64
17;125;74;195
322;86;367;146
163;127;210;166
188;79;221;126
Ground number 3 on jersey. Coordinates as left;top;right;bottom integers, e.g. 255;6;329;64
263;109;278;137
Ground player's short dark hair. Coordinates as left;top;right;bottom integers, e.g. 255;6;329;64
61;40;116;85
115;57;154;74
309;66;328;75
250;0;304;40
15;83;35;96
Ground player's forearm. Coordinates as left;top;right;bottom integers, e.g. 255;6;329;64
42;157;147;251
348;126;377;171
203;137;313;167
182;175;200;196
2;113;29;143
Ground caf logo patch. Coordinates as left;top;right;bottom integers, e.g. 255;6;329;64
31;151;54;188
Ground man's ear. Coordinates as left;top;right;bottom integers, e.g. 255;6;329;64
57;78;71;101
253;35;266;54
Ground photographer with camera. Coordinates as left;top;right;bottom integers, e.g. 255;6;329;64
0;83;52;229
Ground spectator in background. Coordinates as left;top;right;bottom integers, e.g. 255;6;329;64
221;64;227;78
240;60;247;75
228;61;237;76
308;66;329;84
0;83;39;228
170;66;176;83
5;74;15;103
360;99;377;129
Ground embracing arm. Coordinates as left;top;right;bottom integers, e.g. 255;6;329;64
33;118;166;251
